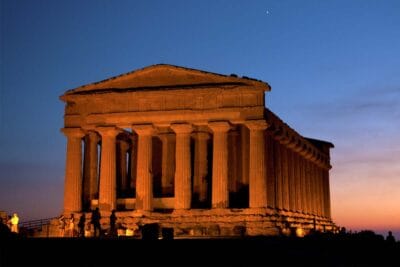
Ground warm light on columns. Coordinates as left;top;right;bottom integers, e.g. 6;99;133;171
97;127;121;212
132;124;154;211
209;121;231;209
245;120;269;208
193;132;209;202
61;127;85;214
83;131;100;210
159;133;175;195
117;139;130;194
171;123;193;209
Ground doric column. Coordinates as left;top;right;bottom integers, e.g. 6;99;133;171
209;121;231;208
132;125;154;211
299;157;307;214
294;153;302;213
321;169;326;218
314;165;320;216
274;141;283;210
83;131;100;210
300;158;309;214
266;133;276;209
245;120;269;208
240;125;249;185
318;167;324;217
97;127;120;212
306;160;312;215
117;139;130;196
193;132;209;202
171;124;193;210
281;145;290;211
311;163;317;215
129;134;138;195
159;133;175;195
315;164;320;216
287;149;296;211
325;170;331;218
228;131;240;193
62;128;85;214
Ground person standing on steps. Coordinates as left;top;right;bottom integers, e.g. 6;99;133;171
91;208;101;237
9;213;19;234
68;214;75;237
78;213;86;237
109;210;117;237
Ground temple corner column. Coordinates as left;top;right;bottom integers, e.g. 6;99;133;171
245;120;269;209
61;127;85;214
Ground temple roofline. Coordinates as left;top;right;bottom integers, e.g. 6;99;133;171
264;108;333;169
304;137;334;149
61;64;271;98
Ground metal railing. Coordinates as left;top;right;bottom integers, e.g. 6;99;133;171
19;217;57;237
19;217;55;230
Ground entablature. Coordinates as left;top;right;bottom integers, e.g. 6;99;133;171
62;86;265;116
264;108;333;170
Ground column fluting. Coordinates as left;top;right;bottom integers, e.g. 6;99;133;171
62;128;85;214
132;125;154;211
97;127;120;212
245;120;269;208
171;124;193;210
209;121;231;208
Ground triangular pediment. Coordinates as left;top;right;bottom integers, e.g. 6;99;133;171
64;64;270;95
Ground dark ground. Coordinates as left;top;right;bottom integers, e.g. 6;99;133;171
0;232;399;267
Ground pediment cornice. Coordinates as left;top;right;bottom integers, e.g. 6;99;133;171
62;64;270;99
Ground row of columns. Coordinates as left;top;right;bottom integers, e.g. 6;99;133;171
62;120;269;213
62;120;331;218
271;139;331;218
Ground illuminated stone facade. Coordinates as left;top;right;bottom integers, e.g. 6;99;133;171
60;64;334;237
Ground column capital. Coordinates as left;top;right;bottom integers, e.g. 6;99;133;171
208;121;231;133
61;128;85;138
171;123;193;134
244;120;269;131
132;124;155;136
194;131;210;140
118;139;130;152
86;131;100;141
96;126;121;138
158;132;175;143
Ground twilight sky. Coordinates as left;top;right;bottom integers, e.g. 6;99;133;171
1;0;399;238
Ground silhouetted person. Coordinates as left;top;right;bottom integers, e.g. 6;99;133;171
91;208;101;237
109;210;117;237
339;227;347;235
78;214;86;237
58;215;66;237
0;217;12;238
386;231;395;243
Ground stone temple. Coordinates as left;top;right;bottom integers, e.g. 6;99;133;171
59;64;335;237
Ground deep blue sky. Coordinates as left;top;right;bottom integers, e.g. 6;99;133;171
1;0;399;237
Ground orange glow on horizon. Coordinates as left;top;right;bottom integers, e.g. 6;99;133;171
330;142;400;235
